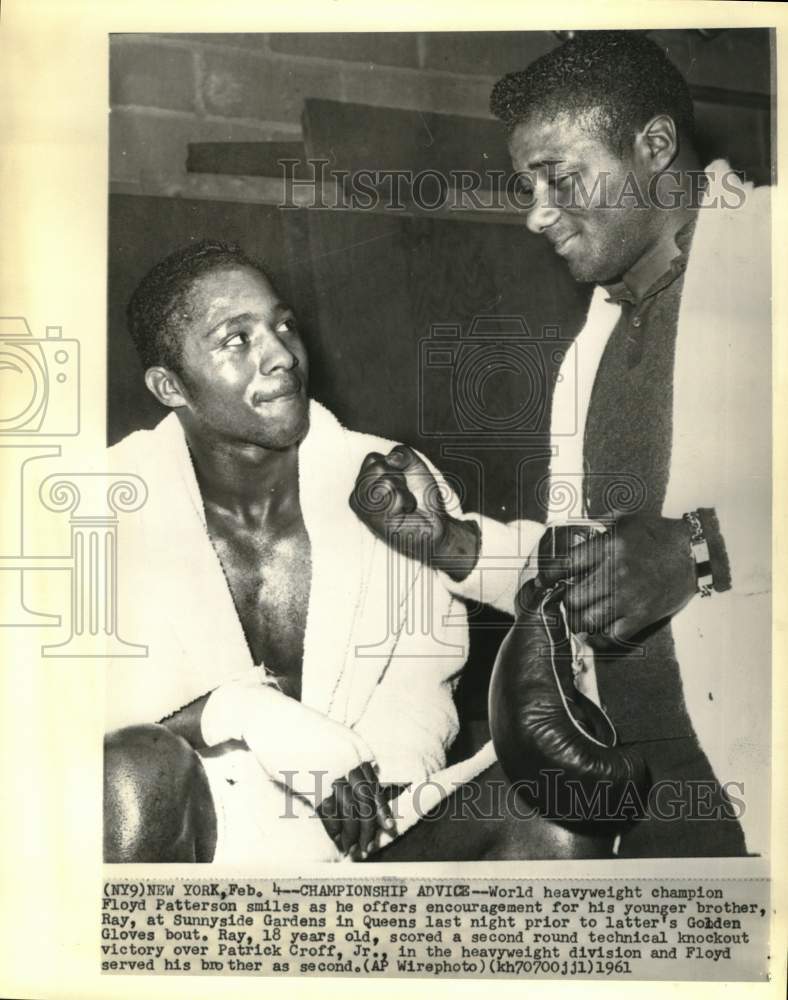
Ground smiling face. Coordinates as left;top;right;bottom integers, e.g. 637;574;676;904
509;112;664;284
162;265;309;450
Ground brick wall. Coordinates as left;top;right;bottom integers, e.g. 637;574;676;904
110;30;772;192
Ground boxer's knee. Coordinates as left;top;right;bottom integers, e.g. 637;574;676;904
104;723;216;862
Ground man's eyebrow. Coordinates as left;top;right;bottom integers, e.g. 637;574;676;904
526;157;566;170
203;311;255;338
203;304;292;338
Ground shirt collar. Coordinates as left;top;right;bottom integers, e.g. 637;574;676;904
602;215;697;306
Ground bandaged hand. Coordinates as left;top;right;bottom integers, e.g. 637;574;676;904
201;672;366;789
200;672;395;857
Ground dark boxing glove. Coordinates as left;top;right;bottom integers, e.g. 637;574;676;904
489;525;651;828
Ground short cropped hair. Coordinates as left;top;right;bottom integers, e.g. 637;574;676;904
126;239;273;372
489;30;695;153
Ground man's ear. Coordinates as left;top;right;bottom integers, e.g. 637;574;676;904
634;114;679;174
144;366;188;410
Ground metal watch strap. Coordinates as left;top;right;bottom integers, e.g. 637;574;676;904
683;509;713;597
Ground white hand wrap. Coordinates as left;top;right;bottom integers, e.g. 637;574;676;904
201;671;374;802
200;670;273;746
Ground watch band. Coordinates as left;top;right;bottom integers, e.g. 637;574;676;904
683;510;714;597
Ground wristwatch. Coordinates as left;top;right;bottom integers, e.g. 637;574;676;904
683;509;714;597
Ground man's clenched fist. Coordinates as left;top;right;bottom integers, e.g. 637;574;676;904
349;445;480;582
350;446;447;545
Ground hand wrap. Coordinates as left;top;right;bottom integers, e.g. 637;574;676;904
201;671;373;802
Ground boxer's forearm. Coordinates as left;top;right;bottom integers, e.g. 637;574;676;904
431;515;481;581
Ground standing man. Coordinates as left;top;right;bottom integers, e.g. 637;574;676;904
353;31;770;857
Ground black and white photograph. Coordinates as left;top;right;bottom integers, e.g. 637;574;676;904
104;27;772;864
0;4;784;994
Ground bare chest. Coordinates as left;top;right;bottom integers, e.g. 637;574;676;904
205;509;312;700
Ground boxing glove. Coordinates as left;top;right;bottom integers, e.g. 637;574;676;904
489;526;650;828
